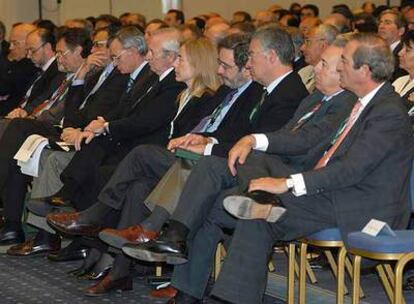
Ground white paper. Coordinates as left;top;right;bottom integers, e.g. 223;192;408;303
14;134;49;177
361;219;396;237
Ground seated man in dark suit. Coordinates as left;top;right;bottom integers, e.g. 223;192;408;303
0;28;66;138
149;33;412;304
0;20;9;58
0;27;93;245
0;23;39;115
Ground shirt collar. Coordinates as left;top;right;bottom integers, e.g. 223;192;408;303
42;56;56;72
159;67;174;82
130;61;148;80
235;79;253;94
324;89;344;101
265;70;293;94
359;82;385;107
390;40;401;52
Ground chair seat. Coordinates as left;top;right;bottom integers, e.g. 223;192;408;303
306;228;342;242
348;230;414;254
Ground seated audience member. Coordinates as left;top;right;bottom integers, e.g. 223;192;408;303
178;24;203;41
0;28;65;138
231;11;252;24
126;34;358;302
135;33;411;304
33;19;57;33
165;9;185;27
94;14;121;30
354;12;378;33
0;23;39;115
47;27;308;288
393;30;414;118
253;10;278;28
300;4;319;21
185;17;206;32
227;22;256;35
0;20;10;57
362;1;376;15
119;12;146;28
290;2;302;18
204;22;230;45
280;13;300;28
64;18;94;37
45;36;221;296
0;28;92;245
403;5;414;31
378;9;408;81
299;24;339;92
144;19;168;42
299;16;321;37
285;26;306;71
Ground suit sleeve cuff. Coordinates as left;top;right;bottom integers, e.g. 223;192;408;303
104;122;110;134
252;134;269;151
290;174;307;196
204;143;215;155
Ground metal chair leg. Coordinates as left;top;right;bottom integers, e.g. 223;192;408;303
287;243;296;304
377;264;394;303
325;249;349;295
299;243;307;304
336;247;347;304
352;255;362;304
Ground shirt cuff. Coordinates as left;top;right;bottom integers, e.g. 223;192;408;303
72;79;85;86
290;174;307;196
104;122;110;134
252;134;269;151
204;143;215;155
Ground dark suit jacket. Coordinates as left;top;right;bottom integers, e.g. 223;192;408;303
265;90;357;169
0;57;39;115
108;70;186;149
212;72;308;157
63;68;128;128
171;91;221;139
293;56;307;72
301;82;413;240
204;82;263;145
106;63;158;121
0;40;9;58
23;59;66;113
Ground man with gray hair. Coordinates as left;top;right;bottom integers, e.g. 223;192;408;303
205;33;412;304
41;27;185;215
299;24;339;92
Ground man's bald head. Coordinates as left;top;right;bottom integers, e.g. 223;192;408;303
8;23;36;60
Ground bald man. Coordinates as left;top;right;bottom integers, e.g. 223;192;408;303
0;23;39;115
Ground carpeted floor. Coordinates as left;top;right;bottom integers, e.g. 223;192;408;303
0;250;413;304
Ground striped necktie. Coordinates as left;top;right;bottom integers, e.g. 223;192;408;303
291;98;326;132
249;89;268;122
314;100;362;169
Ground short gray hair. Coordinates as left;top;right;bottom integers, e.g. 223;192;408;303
351;33;394;82
152;27;181;55
314;24;339;44
253;26;294;65
331;32;355;48
115;26;147;55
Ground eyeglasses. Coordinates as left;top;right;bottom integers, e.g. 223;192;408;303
27;43;45;55
92;40;108;48
218;59;238;70
304;38;326;47
111;50;127;62
56;49;70;58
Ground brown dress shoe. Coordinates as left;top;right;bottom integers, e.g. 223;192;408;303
150;285;177;298
47;212;101;236
84;274;132;297
98;225;159;249
7;237;61;256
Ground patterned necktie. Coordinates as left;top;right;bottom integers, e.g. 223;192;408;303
20;70;44;108
126;77;135;93
249;89;268;122
291;98;325;132
314;100;362;169
31;78;71;117
192;89;238;133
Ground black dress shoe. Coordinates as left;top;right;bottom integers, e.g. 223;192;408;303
48;247;88;262
223;190;286;222
122;238;187;265
0;228;25;245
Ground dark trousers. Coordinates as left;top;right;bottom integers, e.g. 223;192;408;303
0;118;59;223
96;144;176;228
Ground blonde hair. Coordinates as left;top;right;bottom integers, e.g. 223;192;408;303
183;37;222;98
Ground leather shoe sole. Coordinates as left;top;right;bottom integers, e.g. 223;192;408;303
223;195;286;222
122;244;188;265
48;248;88;262
7;239;60;256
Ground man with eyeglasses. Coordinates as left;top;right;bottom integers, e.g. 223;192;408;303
0;23;39;116
1;29;65;133
5;26;130;256
298;24;339;93
0;27;91;245
378;9;408;81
